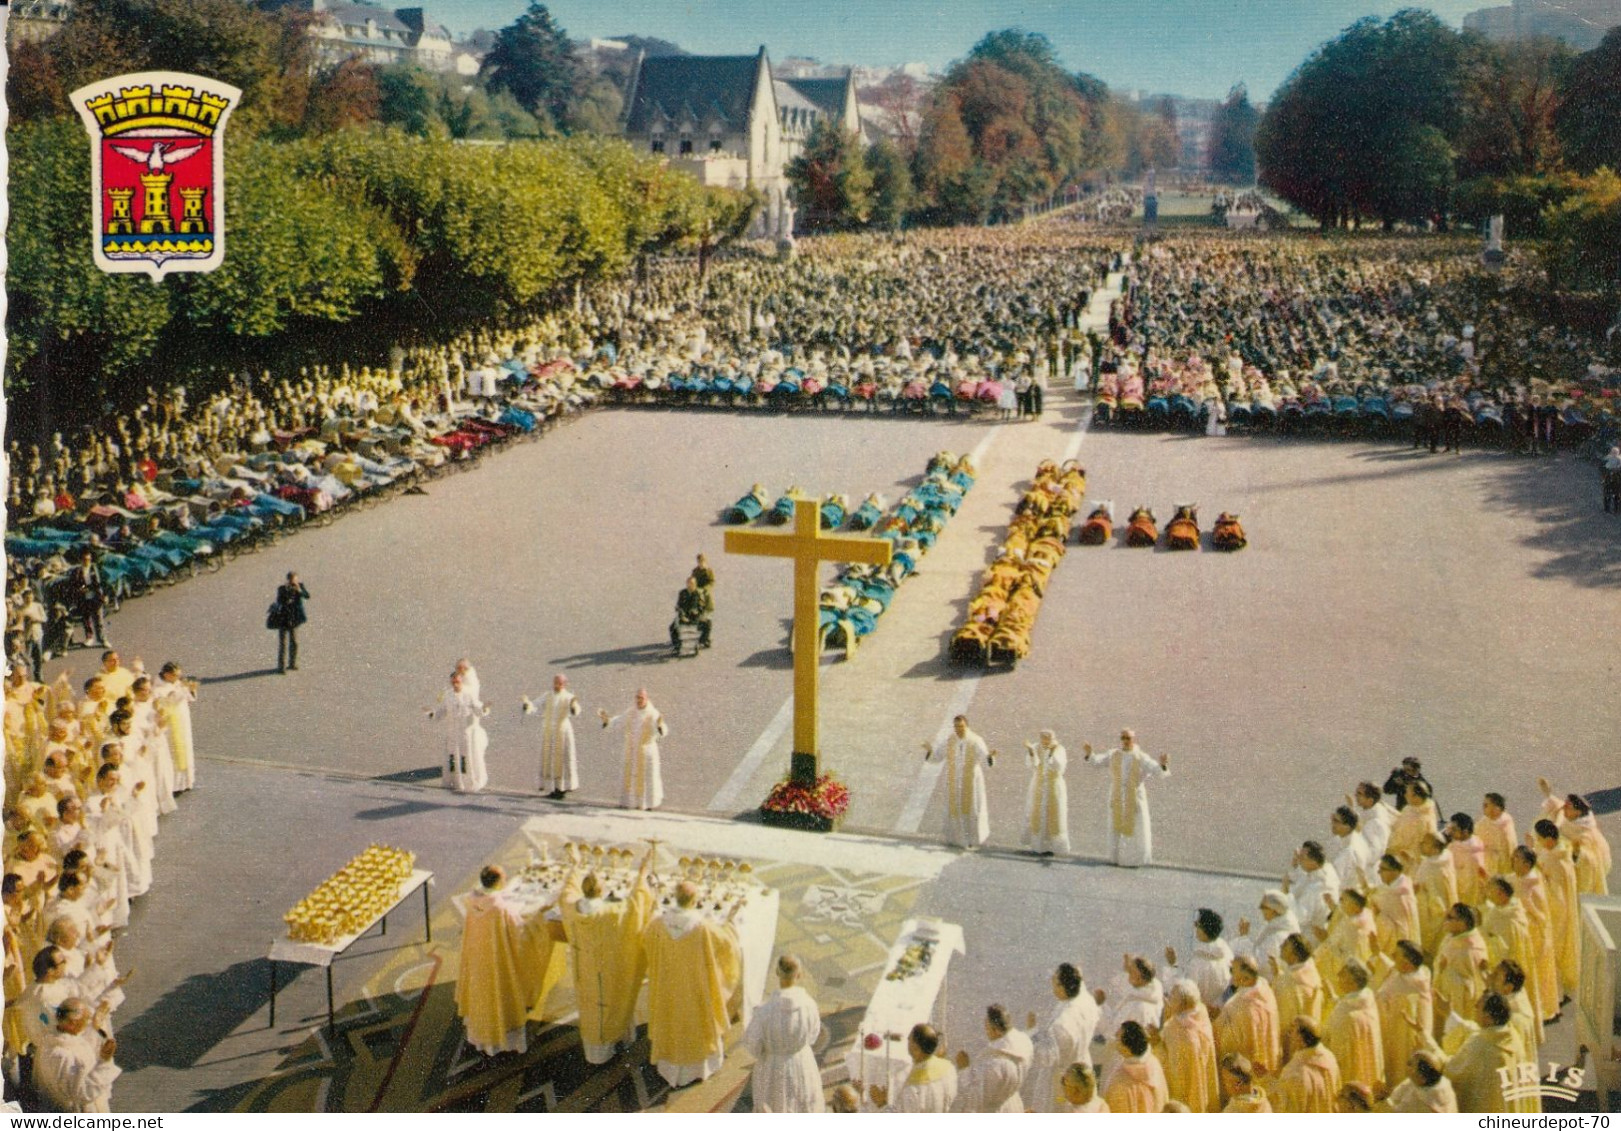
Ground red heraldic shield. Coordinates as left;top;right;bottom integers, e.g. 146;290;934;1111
71;72;242;280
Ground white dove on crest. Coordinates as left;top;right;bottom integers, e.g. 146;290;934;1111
109;140;204;173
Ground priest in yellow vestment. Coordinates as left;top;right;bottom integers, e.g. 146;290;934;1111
1323;960;1384;1096
456;865;564;1056
560;846;655;1063
644;880;742;1086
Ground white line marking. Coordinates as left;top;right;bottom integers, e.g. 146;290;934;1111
892;673;984;834
717;424;1006;823
1063;412;1091;463
969;423;1002;466
707;696;793;810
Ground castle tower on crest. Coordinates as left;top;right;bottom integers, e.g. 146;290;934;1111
139;173;174;234
105;188;136;235
177;187;208;233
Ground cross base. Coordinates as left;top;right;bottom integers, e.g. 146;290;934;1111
790;751;819;785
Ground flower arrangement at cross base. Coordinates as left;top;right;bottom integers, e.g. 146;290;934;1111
759;773;851;833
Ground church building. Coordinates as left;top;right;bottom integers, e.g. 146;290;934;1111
622;47;862;238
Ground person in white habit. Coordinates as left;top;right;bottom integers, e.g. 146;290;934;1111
743;954;825;1113
35;998;120;1114
522;674;580;800
1022;729;1070;856
428;668;489;793
1231;890;1301;974
453;657;480;702
922;714;995;849
1164;908;1235;1010
1024;961;1100;1111
599;689;666;811
1282;840;1341;935
953;1003;1033;1112
1082;729;1169;867
1096;954;1165;1045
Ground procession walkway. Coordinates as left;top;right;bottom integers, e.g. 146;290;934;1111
69;254;1621;1108
110;771;1277;1112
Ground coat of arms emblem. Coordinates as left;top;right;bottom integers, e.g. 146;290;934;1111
71;71;241;280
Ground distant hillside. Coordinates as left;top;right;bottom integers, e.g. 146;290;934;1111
610;35;686;57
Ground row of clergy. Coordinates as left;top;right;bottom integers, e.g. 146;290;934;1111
930;721;1168;866
3;652;202;1112
431;668;670;810
865;765;1612;1113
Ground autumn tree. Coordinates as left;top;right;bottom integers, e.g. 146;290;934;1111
1457;37;1570;179
305;58;382;135
785;119;873;230
912;29;1113;222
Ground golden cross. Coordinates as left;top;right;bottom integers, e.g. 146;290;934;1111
725;497;893;782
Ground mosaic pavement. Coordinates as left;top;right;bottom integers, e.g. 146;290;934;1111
198;824;932;1113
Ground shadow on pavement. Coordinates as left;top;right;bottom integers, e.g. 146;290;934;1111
355;798;447;821
116;957;275;1071
549;642;677;668
1482;455;1621;588
372;766;442;784
736;648;795;671
1586;786;1621;816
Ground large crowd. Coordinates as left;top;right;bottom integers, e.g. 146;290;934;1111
12;227;1619;679
1099;236;1621;447
744;759;1611;1114
5;222;1619;1113
2;650;199;1111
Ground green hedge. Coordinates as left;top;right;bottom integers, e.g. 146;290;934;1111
6;122;747;404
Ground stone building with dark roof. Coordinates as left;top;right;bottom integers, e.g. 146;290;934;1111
258;0;472;72
623;47;861;237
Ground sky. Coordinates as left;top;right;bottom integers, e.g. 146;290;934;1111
429;0;1490;100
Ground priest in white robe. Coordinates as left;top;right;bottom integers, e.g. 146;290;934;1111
1021;730;1070;855
154;663;198;794
1168;908;1235;1010
953;1004;1033;1112
743;954;824;1113
1082;729;1169;867
924;715;993;848
429;669;489;793
523;674;580;799
870;1024;957;1113
1024;962;1100;1111
128;679;176;816
34;998;120;1114
600;689;666;811
1098;955;1166;1041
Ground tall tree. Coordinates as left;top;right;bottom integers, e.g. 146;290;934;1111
20;0;312;134
1256;9;1466;227
861;73;927;155
865;138;914;228
1557;25;1621;173
1207;84;1259;183
912;29;1112;221
1457;37;1570;179
785;119;873;230
376;66;442;137
480;1;580;128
